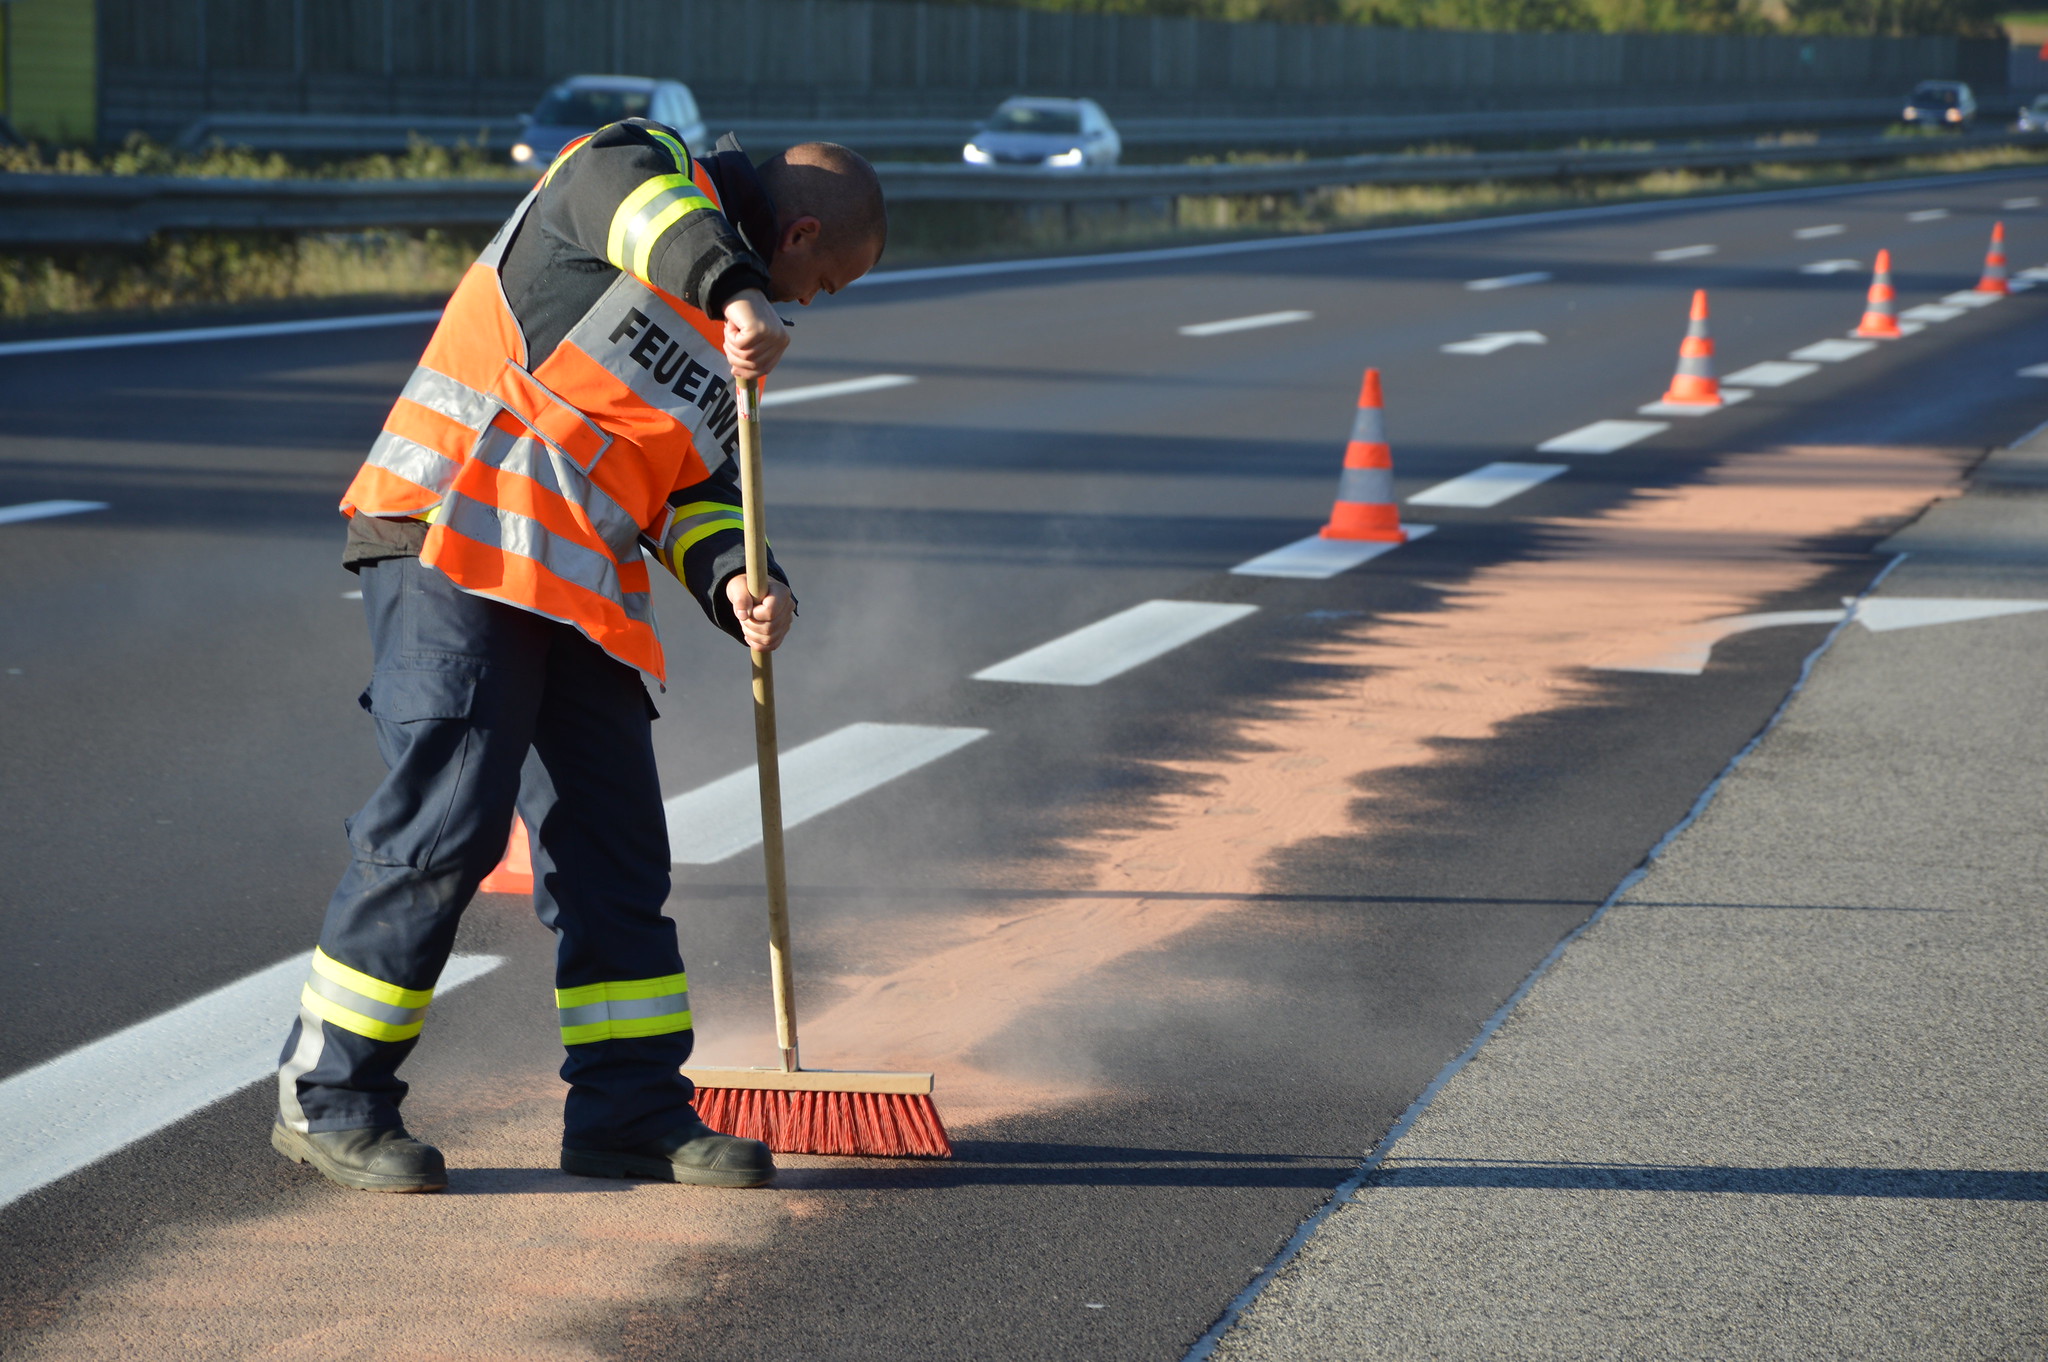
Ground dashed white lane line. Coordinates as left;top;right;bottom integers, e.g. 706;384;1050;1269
760;374;916;407
0;499;108;526
1231;525;1436;580
0;310;441;359
2020;266;2048;281
342;590;364;600
1723;360;1820;387
1791;338;1878;361
664;722;986;865
1799;259;1863;275
2017;362;2048;377
1464;271;1552;291
1899;303;1967;323
1440;330;1546;355
1177;310;1314;337
1407;462;1567;508
1653;244;1716;261
1536;419;1669;454
1941;289;2001;308
1795;224;1847;239
1907;208;1950;222
0;952;503;1212
2004;196;2040;209
973;600;1258;686
1639;389;1753;417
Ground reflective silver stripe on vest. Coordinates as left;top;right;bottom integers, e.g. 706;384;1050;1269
1349;407;1387;444
304;971;430;1030
1337;467;1395;505
561;275;737;463
475;428;647;567
439;492;653;626
557;990;690;1030
398;365;497;433
477;185;544;269
364;429;462;496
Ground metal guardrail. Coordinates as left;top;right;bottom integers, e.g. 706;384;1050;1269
2;131;2036;248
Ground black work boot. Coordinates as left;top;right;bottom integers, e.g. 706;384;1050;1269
561;1116;775;1188
272;1120;448;1193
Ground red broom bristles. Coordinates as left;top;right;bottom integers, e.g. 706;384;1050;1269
692;1086;954;1158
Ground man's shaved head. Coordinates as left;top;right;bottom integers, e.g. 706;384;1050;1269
759;142;887;258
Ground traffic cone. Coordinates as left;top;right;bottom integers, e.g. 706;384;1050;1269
1853;249;1903;338
1977;221;2009;295
478;815;534;894
1660;289;1721;406
1319;368;1405;543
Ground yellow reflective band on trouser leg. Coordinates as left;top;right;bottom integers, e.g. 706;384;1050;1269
300;947;435;1043
556;972;692;1045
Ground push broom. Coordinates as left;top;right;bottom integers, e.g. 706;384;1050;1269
681;376;954;1159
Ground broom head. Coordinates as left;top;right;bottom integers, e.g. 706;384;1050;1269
683;1066;953;1159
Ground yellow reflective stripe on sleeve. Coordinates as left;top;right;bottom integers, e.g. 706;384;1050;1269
605;174;717;282
643;127;690;168
312;947;433;1009
630;192;715;283
540;132;595;188
673;517;743;555
606;175;680;270
301;982;426;1043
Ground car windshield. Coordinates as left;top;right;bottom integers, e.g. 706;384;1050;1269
987;105;1083;135
533;87;653;126
2033;96;2048;111
1911;85;1959;106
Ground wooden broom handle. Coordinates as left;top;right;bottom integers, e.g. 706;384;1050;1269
737;376;799;1073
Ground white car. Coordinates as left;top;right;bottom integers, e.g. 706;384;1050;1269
963;97;1121;169
512;76;709;174
2018;94;2048;132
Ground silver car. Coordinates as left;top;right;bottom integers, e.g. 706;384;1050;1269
2018;94;2048;132
511;76;709;174
963;97;1121;169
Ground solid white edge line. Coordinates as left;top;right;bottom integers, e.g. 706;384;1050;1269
1179;552;1910;1362
0;500;110;526
1177;310;1314;337
759;374;917;407
851;167;2048;288
1406;462;1568;508
0;952;504;1212
973;600;1258;686
0;309;444;359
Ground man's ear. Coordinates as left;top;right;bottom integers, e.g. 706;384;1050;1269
778;214;824;255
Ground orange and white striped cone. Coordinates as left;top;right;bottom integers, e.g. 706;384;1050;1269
1977;221;2009;295
1660;289;1721;406
1854;249;1903;338
478;814;534;894
1319;368;1406;543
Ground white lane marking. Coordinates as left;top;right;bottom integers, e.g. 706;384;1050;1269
1899;303;1966;322
2019;266;2048;281
0;499;108;526
1638;389;1753;417
1407;462;1567;508
2003;196;2040;209
1440;330;1546;356
342;590;364;599
1791;339;1877;361
665;722;986;865
1465;271;1552;291
2017;362;2048;377
0;953;502;1212
1799;258;1863;274
0;310;441;359
1907;208;1949;221
760;375;916;407
1653;244;1716;261
1883;320;1927;336
973;600;1258;686
1941;289;2001;308
1857;596;2048;631
1231;524;1436;580
1536;420;1668;454
1723;360;1820;387
1599;609;1849;674
1177;310;1313;337
2013;278;2038;292
1794;224;1847;239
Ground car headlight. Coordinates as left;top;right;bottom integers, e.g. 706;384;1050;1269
511;142;535;163
962;144;992;165
1047;148;1084;167
1946;108;1962;122
1902;108;1917;119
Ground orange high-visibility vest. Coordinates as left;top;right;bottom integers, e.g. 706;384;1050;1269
341;138;743;683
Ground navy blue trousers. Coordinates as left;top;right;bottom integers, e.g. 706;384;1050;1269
277;556;696;1148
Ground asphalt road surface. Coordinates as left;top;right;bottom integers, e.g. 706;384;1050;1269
5;168;2048;1360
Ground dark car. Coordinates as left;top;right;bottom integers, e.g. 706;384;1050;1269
1901;80;1976;129
511;76;708;175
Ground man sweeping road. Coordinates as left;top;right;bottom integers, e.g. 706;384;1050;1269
271;123;887;1194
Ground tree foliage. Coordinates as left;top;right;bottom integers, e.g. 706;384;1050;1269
955;0;2006;35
